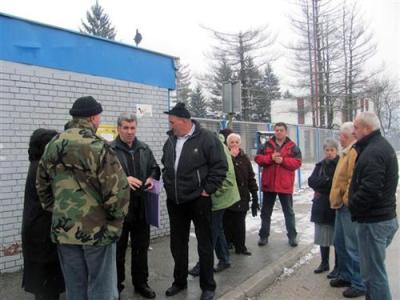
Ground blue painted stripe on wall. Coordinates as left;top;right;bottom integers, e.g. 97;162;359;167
0;13;176;90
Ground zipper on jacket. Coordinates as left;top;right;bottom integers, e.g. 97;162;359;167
168;124;199;204
196;170;201;187
168;136;179;204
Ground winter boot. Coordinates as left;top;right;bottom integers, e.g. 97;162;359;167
314;246;330;273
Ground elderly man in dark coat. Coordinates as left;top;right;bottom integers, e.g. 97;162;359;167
161;103;227;300
349;112;398;300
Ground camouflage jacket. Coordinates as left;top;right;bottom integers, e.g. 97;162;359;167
36;118;130;246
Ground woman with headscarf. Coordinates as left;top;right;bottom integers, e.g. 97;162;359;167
22;128;65;300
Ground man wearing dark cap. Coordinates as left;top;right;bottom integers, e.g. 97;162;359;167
161;103;228;300
37;96;130;300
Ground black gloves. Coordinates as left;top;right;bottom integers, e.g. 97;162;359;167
251;192;259;217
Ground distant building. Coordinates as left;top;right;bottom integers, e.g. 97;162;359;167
271;97;374;128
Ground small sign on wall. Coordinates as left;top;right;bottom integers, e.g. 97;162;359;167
97;124;117;142
136;104;153;118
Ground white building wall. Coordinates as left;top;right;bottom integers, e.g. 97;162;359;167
0;60;171;272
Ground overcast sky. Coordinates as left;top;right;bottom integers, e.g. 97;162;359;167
1;0;399;89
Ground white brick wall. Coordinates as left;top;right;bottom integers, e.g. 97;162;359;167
0;60;171;272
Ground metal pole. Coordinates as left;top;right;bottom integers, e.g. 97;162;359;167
257;131;263;206
296;125;302;190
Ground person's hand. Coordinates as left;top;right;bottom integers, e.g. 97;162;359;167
143;177;154;191
251;201;260;217
271;151;279;161
275;156;283;164
230;146;240;157
127;176;142;190
251;192;259;217
201;190;210;197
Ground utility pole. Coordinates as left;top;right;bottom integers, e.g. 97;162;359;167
312;0;320;127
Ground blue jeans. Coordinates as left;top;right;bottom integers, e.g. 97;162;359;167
259;192;297;239
57;244;118;300
212;209;230;265
355;218;398;300
334;206;365;291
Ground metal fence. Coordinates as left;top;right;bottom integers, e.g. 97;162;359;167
196;117;400;188
195;118;339;190
196;117;400;208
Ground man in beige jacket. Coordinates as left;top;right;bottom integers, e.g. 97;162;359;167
329;122;366;298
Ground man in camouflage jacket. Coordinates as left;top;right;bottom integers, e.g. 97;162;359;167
36;96;129;300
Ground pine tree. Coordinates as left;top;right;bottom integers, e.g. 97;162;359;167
283;89;293;99
242;57;263;120
190;85;208;118
203;26;276;120
80;1;116;40
176;61;192;107
252;63;281;122
202;56;234;115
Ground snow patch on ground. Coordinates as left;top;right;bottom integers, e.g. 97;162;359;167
246;187;315;241
280;246;318;279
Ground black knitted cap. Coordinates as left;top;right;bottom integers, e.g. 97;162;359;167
69;96;103;117
164;102;191;119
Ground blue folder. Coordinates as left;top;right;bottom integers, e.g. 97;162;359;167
145;180;162;228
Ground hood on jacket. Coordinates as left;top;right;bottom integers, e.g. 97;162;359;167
28;128;58;162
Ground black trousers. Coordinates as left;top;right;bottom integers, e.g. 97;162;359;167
116;218;150;292
167;196;216;292
259;192;297;239
223;210;248;252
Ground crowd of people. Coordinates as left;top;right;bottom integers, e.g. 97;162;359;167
21;97;398;300
308;115;398;300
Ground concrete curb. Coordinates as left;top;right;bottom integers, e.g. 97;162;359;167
218;243;314;300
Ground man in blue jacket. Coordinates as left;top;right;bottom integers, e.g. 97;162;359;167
349;112;399;300
162;103;227;300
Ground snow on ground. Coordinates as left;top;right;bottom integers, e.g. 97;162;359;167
246;186;315;243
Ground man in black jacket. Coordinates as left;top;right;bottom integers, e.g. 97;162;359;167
162;103;227;300
111;113;160;299
349;111;399;300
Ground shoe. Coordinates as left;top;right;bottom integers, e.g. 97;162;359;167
235;249;252;256
165;284;187;297
343;287;366;298
258;237;268;246
200;290;215;300
330;278;351;288
135;284;156;299
188;263;200;277
214;262;231;273
288;237;298;247
327;268;339;279
313;263;329;274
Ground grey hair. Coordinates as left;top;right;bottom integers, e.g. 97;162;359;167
117;112;137;127
323;138;339;150
355;112;380;130
340;122;354;137
227;133;241;145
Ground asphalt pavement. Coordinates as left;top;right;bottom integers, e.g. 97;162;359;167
0;188;314;300
4;187;398;300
